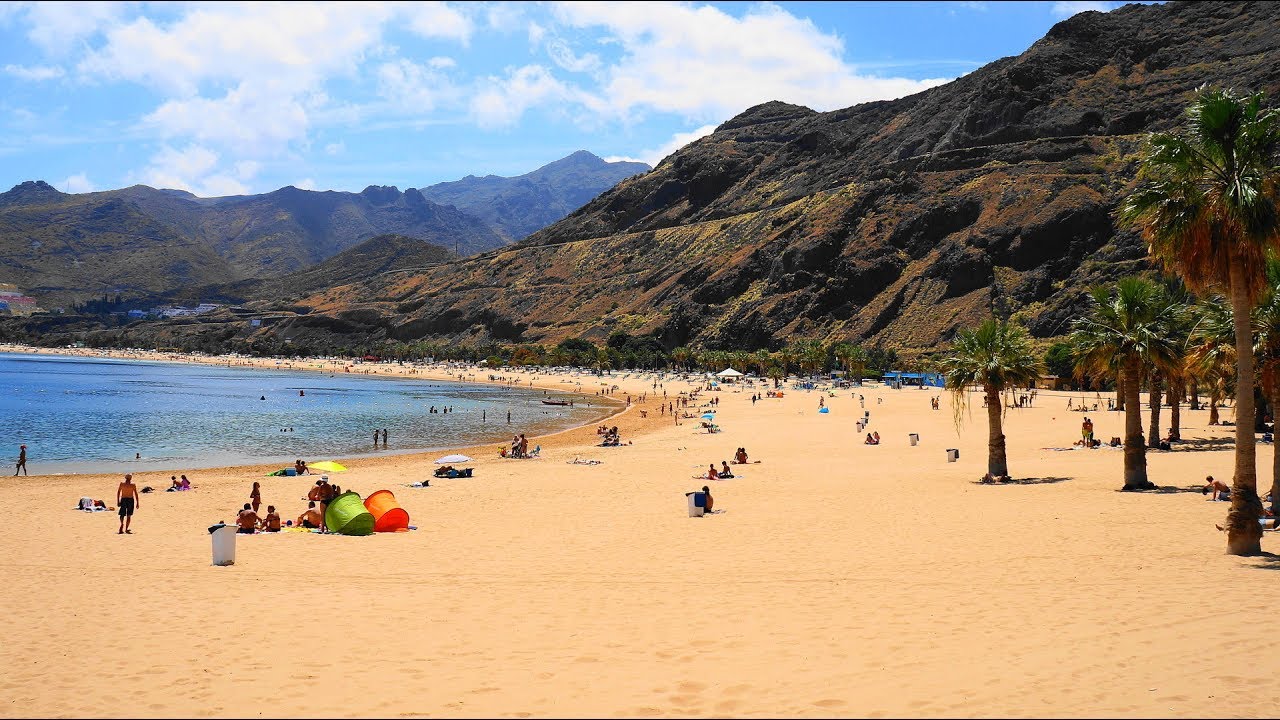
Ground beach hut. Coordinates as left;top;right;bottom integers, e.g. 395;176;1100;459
716;368;744;384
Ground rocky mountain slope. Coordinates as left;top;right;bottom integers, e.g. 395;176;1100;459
0;153;647;308
419;151;650;242
259;1;1280;354
162;233;457;306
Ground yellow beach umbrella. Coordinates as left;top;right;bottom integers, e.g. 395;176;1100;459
309;460;348;473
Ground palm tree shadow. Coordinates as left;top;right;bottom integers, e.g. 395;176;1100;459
1168;437;1237;452
1114;485;1209;494
1245;551;1280;571
972;476;1070;486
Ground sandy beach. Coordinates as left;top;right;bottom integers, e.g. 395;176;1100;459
2;343;1278;718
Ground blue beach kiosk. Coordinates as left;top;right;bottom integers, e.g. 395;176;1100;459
883;370;945;389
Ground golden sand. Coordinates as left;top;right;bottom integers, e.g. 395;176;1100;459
1;344;1277;718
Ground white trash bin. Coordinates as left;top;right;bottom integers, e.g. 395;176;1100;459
946;448;959;463
909;433;920;446
210;523;237;566
687;492;706;517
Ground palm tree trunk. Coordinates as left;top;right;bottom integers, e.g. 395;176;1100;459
986;384;1008;479
1116;375;1125;411
1122;356;1148;489
1271;384;1280;515
1169;380;1182;442
1227;264;1263;555
1147;372;1163;449
1190;380;1201;410
1210;392;1220;425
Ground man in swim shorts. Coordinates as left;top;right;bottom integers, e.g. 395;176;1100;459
236;503;260;534
117;473;139;534
297;501;322;529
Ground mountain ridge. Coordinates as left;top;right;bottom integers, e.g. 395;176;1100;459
0;152;648;307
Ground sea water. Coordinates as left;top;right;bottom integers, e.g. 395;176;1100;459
0;353;612;474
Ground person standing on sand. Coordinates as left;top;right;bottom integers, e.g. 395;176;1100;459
117;473;139;534
250;481;262;513
15;444;26;476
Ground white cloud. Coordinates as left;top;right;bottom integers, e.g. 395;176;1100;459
527;21;546;46
143;80;311;154
1050;1;1122;18
21;1;125;56
61;172;95;193
604;124;718;167
376;59;459;113
3;64;64;81
551;2;949;123
470;64;577;128
294;178;317;190
404;1;473;43
324;142;345;156
545;38;601;74
139;144;250;197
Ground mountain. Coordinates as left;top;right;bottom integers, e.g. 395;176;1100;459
163;233;457;306
250;1;1280;353
0;152;647;307
418;151;651;242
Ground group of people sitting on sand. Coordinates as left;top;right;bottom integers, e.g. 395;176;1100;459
166;474;193;491
233;479;288;534
498;433;540;458
864;431;881;445
434;464;474;478
598;426;623;446
695;461;737;481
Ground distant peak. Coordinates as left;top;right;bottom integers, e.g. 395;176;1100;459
7;180;59;194
0;180;65;204
717;101;817;132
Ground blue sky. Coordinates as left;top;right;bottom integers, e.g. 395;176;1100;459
0;1;1137;197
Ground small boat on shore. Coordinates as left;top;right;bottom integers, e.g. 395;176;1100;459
542;399;571;406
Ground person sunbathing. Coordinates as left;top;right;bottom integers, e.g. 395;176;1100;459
720;461;734;479
865;433;879;445
179;474;192;490
703;485;714;513
733;448;748;464
297;501;322;529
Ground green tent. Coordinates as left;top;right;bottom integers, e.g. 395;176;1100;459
325;491;375;536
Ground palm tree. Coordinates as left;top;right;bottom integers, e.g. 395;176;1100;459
1253;258;1280;507
670;346;693;372
1120;86;1280;555
941;318;1044;481
1189;297;1237;427
833;342;869;384
798;340;828;377
1071;278;1180;490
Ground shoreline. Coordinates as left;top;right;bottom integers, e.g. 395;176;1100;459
0;343;667;478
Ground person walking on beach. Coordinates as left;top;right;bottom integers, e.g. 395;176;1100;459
15;444;26;476
117;473;139;534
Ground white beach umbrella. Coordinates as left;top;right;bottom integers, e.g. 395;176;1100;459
435;454;473;464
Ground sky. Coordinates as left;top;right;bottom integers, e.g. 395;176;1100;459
0;1;1140;197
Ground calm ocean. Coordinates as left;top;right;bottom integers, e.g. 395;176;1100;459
0;353;610;474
